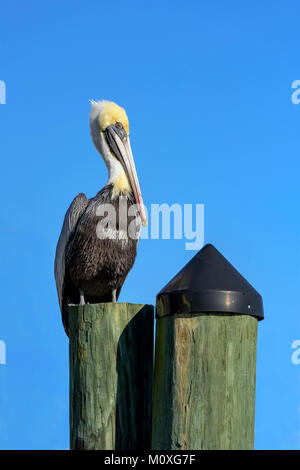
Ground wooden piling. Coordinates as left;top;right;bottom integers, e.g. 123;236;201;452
69;302;154;450
151;310;258;450
151;244;263;450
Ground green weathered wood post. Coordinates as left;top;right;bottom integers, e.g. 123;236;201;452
69;302;154;450
151;244;264;450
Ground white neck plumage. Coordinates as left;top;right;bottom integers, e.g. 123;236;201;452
107;157;131;196
92;131;132;197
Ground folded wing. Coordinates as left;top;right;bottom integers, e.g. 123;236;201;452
54;193;88;316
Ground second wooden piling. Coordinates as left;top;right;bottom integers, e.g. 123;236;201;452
151;244;264;450
152;311;258;450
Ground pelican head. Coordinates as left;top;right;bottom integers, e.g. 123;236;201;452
89;100;147;226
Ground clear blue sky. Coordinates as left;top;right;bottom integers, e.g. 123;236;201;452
0;0;299;450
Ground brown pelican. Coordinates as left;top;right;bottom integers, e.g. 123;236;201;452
54;100;147;335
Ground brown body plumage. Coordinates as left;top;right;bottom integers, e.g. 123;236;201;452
58;185;140;334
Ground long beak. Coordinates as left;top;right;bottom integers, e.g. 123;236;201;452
105;125;147;226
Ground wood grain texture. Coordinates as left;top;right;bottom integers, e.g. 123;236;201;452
151;312;258;450
69;302;154;450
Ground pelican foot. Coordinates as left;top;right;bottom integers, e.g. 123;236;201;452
79;290;86;305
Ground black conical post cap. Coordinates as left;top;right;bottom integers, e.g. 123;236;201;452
157;244;264;320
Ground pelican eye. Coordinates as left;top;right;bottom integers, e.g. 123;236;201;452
115;121;124;130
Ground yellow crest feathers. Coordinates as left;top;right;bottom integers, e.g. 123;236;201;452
98;101;129;135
